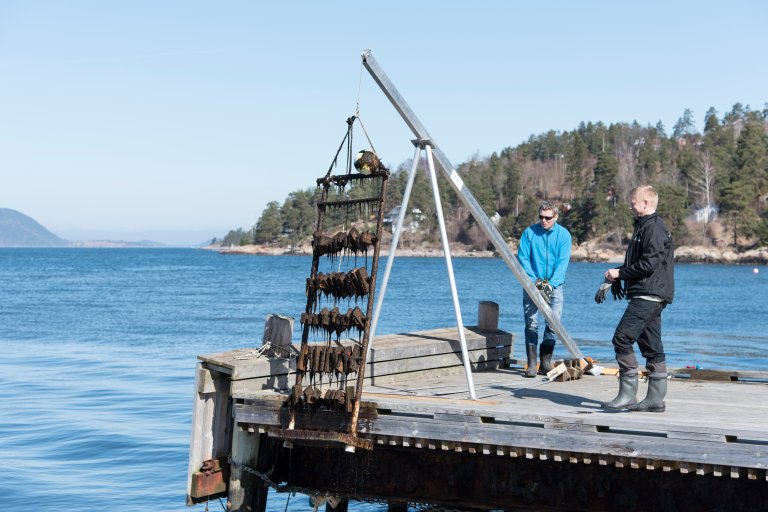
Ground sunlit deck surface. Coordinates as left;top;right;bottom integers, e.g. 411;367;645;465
189;327;768;510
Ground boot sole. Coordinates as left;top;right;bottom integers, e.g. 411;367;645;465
600;401;637;411
629;404;666;413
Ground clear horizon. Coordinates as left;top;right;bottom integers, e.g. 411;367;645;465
2;1;766;245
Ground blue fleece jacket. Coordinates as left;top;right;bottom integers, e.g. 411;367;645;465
517;222;572;288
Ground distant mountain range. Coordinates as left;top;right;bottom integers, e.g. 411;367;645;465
0;208;69;247
0;208;165;248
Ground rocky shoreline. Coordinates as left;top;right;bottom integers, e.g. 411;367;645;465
211;242;768;265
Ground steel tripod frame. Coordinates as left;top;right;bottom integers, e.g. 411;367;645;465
361;49;584;364
369;139;477;400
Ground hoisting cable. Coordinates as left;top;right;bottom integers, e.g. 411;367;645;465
347;116;354;175
356;116;378;156
324;116;356;179
355;57;378;155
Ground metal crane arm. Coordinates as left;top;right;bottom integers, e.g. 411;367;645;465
361;50;583;360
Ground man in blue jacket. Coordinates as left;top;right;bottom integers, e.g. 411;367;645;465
601;185;675;412
517;201;572;378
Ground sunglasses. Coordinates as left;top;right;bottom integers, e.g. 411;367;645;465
539;215;555;221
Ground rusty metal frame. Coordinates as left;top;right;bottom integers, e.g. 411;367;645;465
288;126;389;449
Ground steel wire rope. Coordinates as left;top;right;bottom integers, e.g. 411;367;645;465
324;116;356;179
355;58;378;155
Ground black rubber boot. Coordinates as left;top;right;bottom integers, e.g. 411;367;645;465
601;373;638;410
524;344;537;378
538;344;554;375
629;377;667;412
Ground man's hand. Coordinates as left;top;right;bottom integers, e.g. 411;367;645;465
595;276;625;303
604;268;620;281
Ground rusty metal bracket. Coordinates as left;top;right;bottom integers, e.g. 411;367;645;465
189;457;230;499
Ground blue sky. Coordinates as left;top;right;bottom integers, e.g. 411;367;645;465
1;1;766;245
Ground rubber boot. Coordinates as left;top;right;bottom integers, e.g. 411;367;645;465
524;344;537;378
538;344;554;375
601;374;638;410
629;377;667;412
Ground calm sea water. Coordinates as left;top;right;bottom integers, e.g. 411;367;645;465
1;248;766;511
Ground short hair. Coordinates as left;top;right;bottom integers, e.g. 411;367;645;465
631;185;659;209
539;201;559;216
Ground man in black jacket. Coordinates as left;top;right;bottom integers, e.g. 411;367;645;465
601;185;675;412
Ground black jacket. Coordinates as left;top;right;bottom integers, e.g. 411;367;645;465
618;212;675;304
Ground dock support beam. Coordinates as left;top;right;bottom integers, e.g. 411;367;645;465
228;432;270;512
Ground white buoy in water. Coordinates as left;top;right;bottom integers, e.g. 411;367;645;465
753;268;760;274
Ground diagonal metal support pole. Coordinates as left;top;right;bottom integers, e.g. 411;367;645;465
361;49;583;360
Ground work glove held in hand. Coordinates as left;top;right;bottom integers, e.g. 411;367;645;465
611;279;625;300
535;278;554;304
594;278;611;304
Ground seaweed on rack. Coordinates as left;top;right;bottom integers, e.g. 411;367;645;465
348;306;366;338
306;268;370;308
301;304;367;343
313;228;378;264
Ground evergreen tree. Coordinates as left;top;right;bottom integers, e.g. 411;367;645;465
253;201;283;243
590;152;630;241
500;193;538;241
738;114;768;196
720;119;767;242
221;228;248;246
499;147;522;210
580;121;609;155
560;196;597;244
458;159;496;216
703;114;738;188
488;152;506;209
565;132;590;197
676;144;698;198
656;184;689;241
724;103;745;123
281;190;317;246
672;108;696;138
704;107;719;133
593;151;618;193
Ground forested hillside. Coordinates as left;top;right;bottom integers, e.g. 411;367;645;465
219;103;768;251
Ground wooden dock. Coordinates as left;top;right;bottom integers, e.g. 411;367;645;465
187;326;768;511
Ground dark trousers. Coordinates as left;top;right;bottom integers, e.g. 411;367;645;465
611;298;667;378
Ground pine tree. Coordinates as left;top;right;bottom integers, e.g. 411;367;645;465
672;108;696;138
704;107;719;133
565;132;590;197
720;119;768;243
591;152;630;242
253;201;283;243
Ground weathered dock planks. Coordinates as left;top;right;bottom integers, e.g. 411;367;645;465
187;326;768;510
